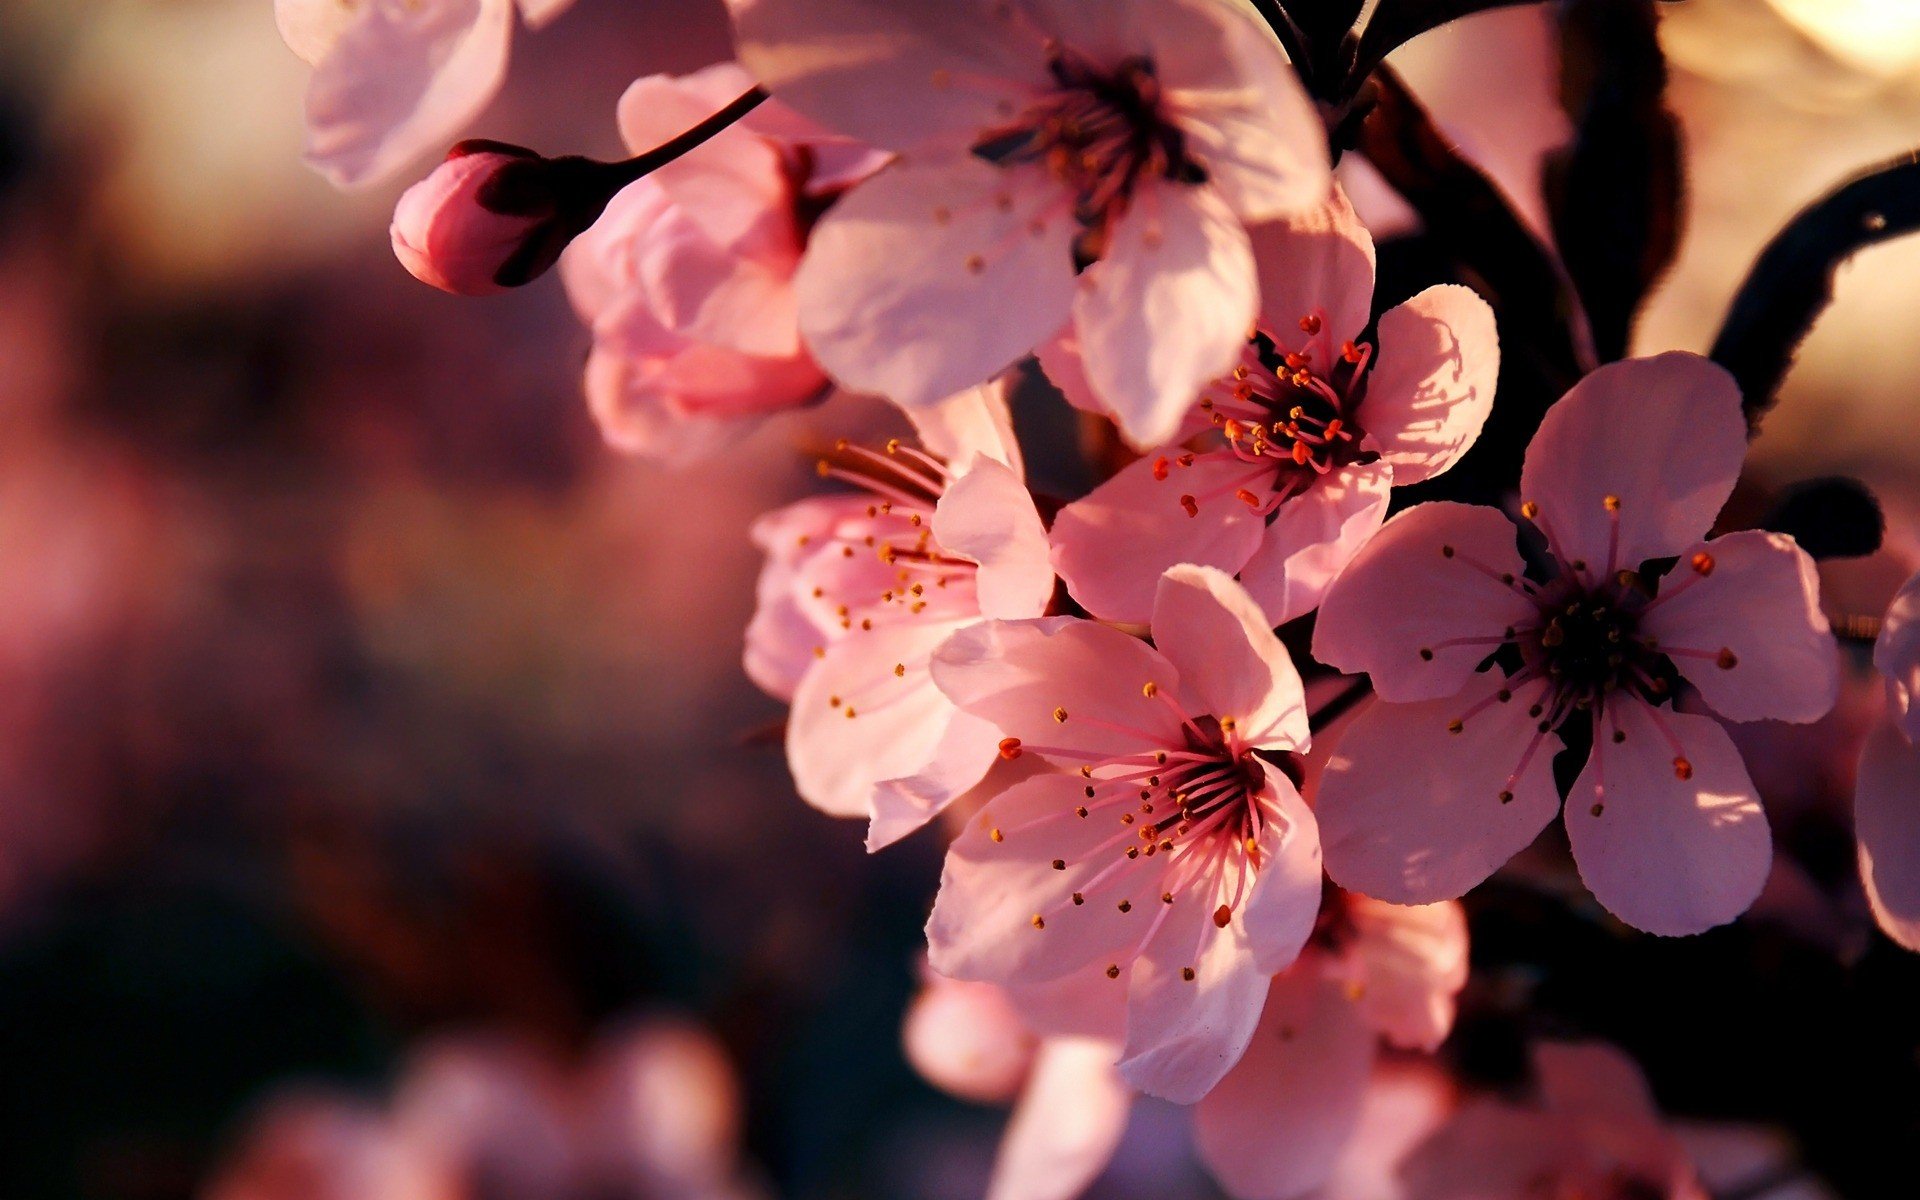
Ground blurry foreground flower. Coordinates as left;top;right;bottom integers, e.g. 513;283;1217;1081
1855;568;1920;951
1315;353;1838;936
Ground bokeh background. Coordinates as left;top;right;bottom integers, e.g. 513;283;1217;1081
0;1;1918;1197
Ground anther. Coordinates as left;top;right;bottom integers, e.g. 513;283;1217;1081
1603;494;1621;512
1051;859;1065;871
1299;314;1322;334
1716;647;1738;670
1053;706;1069;723
1075;805;1089;817
1673;757;1693;781
1420;648;1434;661
998;738;1023;759
1213;905;1232;927
1690;551;1715;576
1106;964;1121;978
1498;790;1514;804
1441;544;1456;558
1118;900;1132;913
990;827;1004;843
1152;457;1170;481
1521;501;1540;520
893;663;905;677
1030;914;1045;929
1072;893;1085;905
1179;494;1199;518
1591;802;1605;817
1143;681;1159;698
1181;968;1197;982
1447;718;1465;734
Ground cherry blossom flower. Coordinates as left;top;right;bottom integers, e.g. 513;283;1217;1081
1048;188;1500;625
391;142;568;296
909;890;1467;1199
560;63;887;458
1855;567;1920;951
1399;1042;1709;1200
728;0;1330;444
924;565;1325;1102
744;380;1053;849
277;0;574;189
1313;353;1839;936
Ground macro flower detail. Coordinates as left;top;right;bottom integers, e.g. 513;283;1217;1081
1855;568;1920;952
744;381;1052;850
277;0;575;189
1313;352;1839;936
391;140;585;296
560;63;885;458
925;565;1323;1103
1049;188;1500;624
729;0;1331;443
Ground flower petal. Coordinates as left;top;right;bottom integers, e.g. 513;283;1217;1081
1317;672;1563;905
727;0;1053;153
1855;722;1920;952
513;0;573;28
986;1038;1132;1200
1190;973;1375;1200
1313;501;1538;703
933;459;1053;621
1342;895;1469;1052
1236;460;1394;628
794;157;1078;409
743;497;863;700
1150;566;1307;751
1240;765;1327;975
1566;700;1770;937
303;0;513;189
786;620;984;819
1050;451;1269;627
1074;183;1258;449
1249;185;1376;349
927;773;1166;985
1144;0;1330;220
1641;531;1837;725
902;976;1037;1104
1519;353;1747;571
909;376;1024;477
931;617;1189;761
1874;569;1920;741
1361;284;1501;487
866;709;1006;851
277;0;360;64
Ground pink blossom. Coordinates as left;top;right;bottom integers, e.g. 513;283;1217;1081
743;381;1053;848
910;890;1467;1199
728;0;1330;442
924;565;1325;1102
561;63;887;459
1313;353;1839;936
390;142;559;296
1048;188;1500;625
1855;568;1920;951
1399;1042;1708;1200
277;0;574;189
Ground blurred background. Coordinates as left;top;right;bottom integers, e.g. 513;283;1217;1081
0;1;1917;1197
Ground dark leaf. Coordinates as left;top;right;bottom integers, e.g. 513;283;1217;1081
1711;150;1920;431
1545;0;1685;363
1759;476;1885;560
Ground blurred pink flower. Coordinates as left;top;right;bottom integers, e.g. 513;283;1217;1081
1314;353;1838;936
561;63;884;459
390;143;556;296
728;0;1330;441
1855;568;1920;951
1048;187;1500;625
206;1017;762;1200
1399;1042;1708;1200
910;891;1466;1200
925;566;1323;1103
743;381;1053;848
277;0;575;189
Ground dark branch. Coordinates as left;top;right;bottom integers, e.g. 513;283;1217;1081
1710;149;1920;431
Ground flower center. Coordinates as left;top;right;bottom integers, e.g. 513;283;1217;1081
807;440;981;630
972;46;1204;262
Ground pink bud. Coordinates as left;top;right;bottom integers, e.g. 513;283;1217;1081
390;142;571;296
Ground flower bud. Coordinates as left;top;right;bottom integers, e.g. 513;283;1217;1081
390;141;607;296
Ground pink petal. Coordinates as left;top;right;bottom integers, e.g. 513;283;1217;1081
1008;971;1127;1042
513;0;573;28
276;0;360;65
931;617;1188;761
1117;877;1273;1103
986;1038;1131;1200
1532;1041;1662;1126
1317;672;1563;905
1034;331;1104;416
793;157;1078;409
933;459;1053;621
1150;566;1308;751
1073;183;1258;449
1249;185;1376;349
1190;973;1375;1200
908;377;1024;476
303;0;514;189
902;976;1037;1104
726;0;1050;153
1566;700;1770;937
1519;353;1747;571
927;772;1167;985
1343;895;1469;1052
743;497;862;700
1875;569;1920;742
866;708;1006;850
578;348;751;461
1239;765;1328;975
786;620;986;819
1142;0;1330;220
1050;452;1269;627
1236;460;1394;627
1313;501;1538;703
1640;531;1837;725
1361;284;1501;486
638;232;802;359
1855;722;1920;952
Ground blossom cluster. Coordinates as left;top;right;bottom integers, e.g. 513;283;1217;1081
281;0;1913;1196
